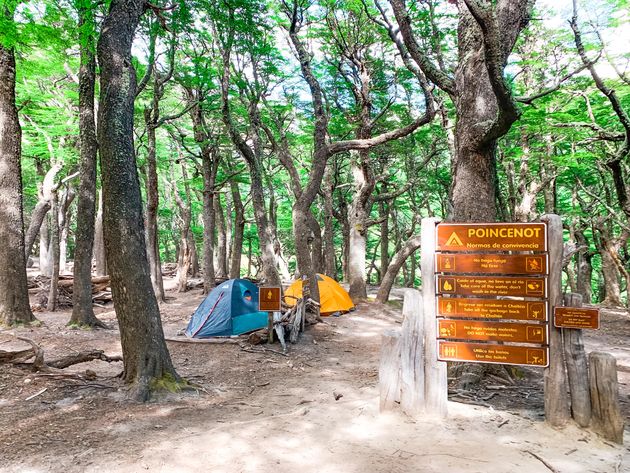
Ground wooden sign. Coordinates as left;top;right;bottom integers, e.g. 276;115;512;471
554;307;600;330
436;222;547;252
436;253;547;275
438;319;547;344
437;297;547;321
438;340;549;367
436;275;546;298
259;286;281;312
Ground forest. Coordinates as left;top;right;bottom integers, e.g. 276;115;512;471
0;0;630;469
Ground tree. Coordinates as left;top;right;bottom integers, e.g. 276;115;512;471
97;0;180;399
0;1;35;326
387;0;534;221
70;0;106;327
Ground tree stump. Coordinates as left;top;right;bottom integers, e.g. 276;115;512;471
399;288;425;416
589;352;624;444
379;329;401;412
562;293;591;427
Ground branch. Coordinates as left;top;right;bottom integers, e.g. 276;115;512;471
328;112;433;154
515;61;593;104
387;0;455;95
570;0;630;159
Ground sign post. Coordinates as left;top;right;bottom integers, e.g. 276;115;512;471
259;287;281;344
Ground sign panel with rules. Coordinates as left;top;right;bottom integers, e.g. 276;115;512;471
436;253;547;275
435;221;549;367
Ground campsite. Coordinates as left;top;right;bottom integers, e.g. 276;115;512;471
0;275;628;472
2;0;630;471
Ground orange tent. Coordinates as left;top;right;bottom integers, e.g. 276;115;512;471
284;274;354;315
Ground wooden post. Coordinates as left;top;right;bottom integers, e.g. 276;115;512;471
542;214;571;427
421;217;447;418
267;312;274;344
379;329;401;412
589;352;624;444
399;289;424;416
562;293;591;428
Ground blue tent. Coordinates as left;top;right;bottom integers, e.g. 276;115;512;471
185;279;268;338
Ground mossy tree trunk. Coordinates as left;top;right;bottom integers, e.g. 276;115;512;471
0;7;35;326
97;0;180;400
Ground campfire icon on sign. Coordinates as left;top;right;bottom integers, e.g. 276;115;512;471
526;257;543;273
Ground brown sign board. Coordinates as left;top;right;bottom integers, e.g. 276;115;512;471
436;223;547;252
438;297;547;321
438;341;549;367
259;286;281;312
436;253;547;275
438;319;547;344
437;276;546;298
554;307;600;330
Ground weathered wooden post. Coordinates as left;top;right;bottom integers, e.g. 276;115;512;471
399;288;425;416
589;352;624;444
421;217;447;418
542;214;571;427
379;330;401;411
561;293;591;427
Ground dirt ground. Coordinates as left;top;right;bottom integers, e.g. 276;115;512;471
1;279;629;473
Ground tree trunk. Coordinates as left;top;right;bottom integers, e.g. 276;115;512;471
229;180;244;279
47;193;60;312
379;201;389;283
24;160;62;261
200;145;217;292
600;243;622;306
70;7;103;325
214;193;228;279
97;0;179;400
376;235;421;303
57;186;75;274
322;167;336;277
144;113;165;302
293;205;320;301
39;218;52;276
0;29;35;326
575;229;593;304
93;188;107;276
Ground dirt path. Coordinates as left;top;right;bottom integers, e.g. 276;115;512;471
0;287;628;472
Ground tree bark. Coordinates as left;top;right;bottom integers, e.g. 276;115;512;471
47;192;60;311
93;188;107;276
97;0;179;400
229;180;244;279
376;234;421;303
214;193;228;279
144;112;165;302
0;18;36;326
71;4;102;324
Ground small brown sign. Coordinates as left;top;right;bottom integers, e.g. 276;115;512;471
437;297;547;321
554;307;600;329
259;286;281;312
438;319;547;344
436;223;547;252
438;341;549;367
436;253;547;275
437;275;546;298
